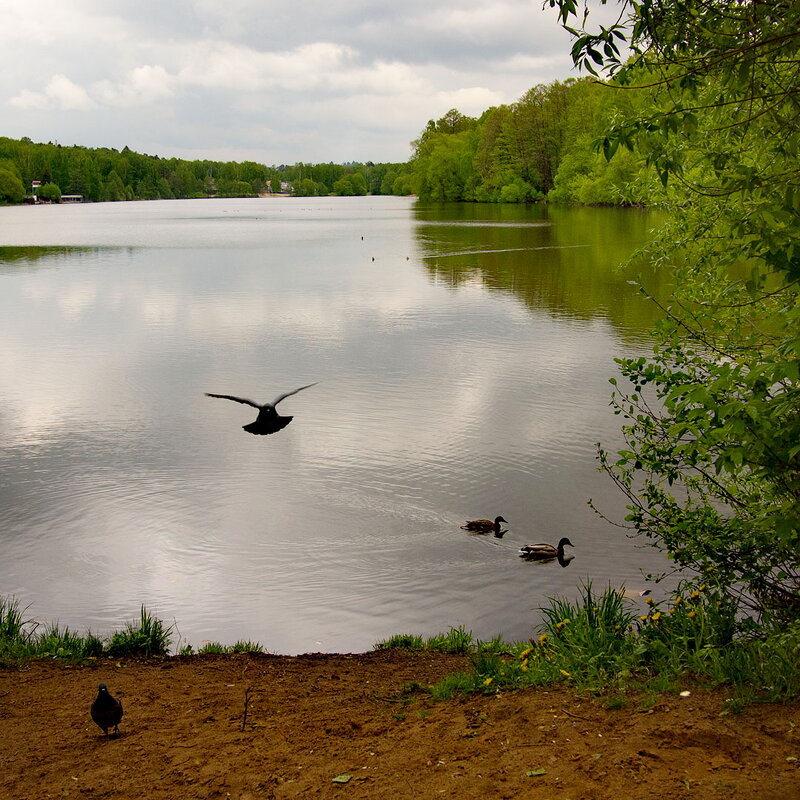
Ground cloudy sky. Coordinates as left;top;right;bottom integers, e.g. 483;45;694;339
1;1;583;165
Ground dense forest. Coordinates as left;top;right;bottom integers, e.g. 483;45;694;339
408;77;668;205
0;136;411;204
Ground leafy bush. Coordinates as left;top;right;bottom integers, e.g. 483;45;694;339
426;583;800;704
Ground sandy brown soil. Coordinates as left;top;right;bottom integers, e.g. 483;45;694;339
1;651;799;799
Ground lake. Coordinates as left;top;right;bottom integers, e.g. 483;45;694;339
0;196;674;654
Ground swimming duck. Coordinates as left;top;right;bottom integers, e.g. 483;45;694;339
461;516;508;536
519;537;574;561
205;383;318;435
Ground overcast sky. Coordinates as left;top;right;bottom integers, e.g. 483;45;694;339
1;1;582;165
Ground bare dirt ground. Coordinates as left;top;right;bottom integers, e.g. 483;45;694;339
1;651;799;799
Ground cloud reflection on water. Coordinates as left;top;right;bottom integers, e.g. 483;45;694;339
0;198;674;653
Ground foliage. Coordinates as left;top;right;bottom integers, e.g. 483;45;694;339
34;624;104;659
0;596;31;644
374;625;492;654
0;596;271;663
545;0;800;617
37;182;61;202
0;137;411;203
106;605;172;657
332;171;369;196
408;80;672;204
196;640;264;654
0;167;25;203
425;583;800;703
0;596;106;662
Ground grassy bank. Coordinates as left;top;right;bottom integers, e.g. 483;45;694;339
4;584;799;709
0;599;264;663
376;582;800;710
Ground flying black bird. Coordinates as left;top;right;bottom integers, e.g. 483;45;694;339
91;682;123;739
205;383;318;435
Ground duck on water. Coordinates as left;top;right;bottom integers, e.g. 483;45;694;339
518;537;575;562
461;516;508;538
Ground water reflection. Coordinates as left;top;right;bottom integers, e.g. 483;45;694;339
0;197;676;654
415;202;668;339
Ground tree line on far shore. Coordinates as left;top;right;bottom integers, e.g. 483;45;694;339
0;72;678;208
0;136;413;204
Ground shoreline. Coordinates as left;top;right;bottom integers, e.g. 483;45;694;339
2;651;797;799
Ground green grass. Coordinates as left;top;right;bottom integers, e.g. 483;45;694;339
197;640;265;655
34;624;104;659
0;596;31;641
374;625;498;655
0;596;273;663
4;586;799;709
409;582;800;706
107;605;173;657
0;597;107;662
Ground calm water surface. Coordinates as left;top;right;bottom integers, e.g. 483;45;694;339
0;197;673;653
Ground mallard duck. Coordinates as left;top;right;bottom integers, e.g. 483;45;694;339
91;682;123;739
461;516;508;535
206;383;318;435
519;537;574;561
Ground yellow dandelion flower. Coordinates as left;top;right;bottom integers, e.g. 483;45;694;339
651;612;662;621
483;677;493;686
521;663;529;672
675;596;683;605
690;591;700;599
687;611;697;618
559;669;571;678
520;647;533;659
538;634;548;644
698;584;708;591
645;597;654;605
669;608;676;615
638;615;648;621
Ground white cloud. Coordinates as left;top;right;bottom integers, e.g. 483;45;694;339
0;1;583;162
173;41;358;93
10;74;96;111
93;64;176;107
417;1;528;39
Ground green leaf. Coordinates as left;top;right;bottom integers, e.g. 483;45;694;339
332;774;353;784
526;768;547;777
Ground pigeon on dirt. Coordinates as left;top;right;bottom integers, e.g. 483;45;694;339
90;682;123;739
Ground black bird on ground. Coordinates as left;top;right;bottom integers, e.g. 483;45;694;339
90;682;123;739
205;383;318;435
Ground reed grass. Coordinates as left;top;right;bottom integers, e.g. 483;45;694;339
107;605;172;657
420;582;800;705
196;640;264;655
375;625;489;654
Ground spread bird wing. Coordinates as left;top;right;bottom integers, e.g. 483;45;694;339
205;393;261;409
271;382;319;407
